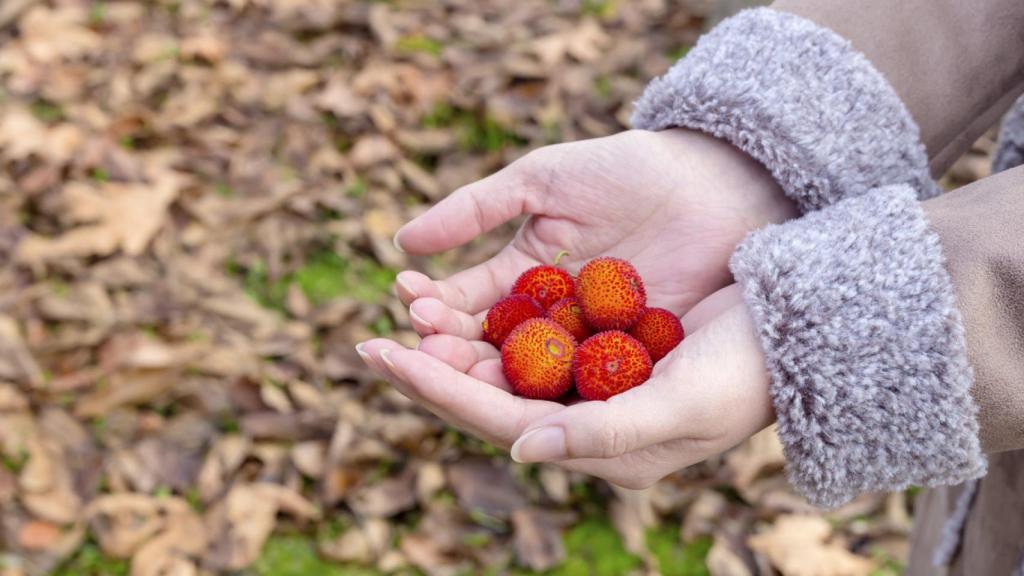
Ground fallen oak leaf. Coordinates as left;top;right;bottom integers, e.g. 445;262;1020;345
748;515;875;576
16;174;182;263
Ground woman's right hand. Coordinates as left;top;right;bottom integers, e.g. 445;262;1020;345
391;128;796;336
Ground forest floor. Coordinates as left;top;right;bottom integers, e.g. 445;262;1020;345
0;0;995;574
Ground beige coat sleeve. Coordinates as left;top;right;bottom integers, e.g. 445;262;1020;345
923;165;1024;452
773;0;1024;175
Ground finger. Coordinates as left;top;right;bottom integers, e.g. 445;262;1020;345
359;340;564;447
409;297;483;339
416;334;498;371
467;358;512;393
512;302;773;463
394;158;541;255
680;283;743;335
397;247;541;316
508;375;690;463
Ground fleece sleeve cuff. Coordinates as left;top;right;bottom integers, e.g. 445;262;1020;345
994;94;1024;174
631;8;939;213
730;186;986;508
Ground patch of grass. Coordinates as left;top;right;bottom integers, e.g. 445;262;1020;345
581;0;616;19
54;542;129;576
396;35;443;57
369;314;394;336
667;45;691;61
346;178;368;198
647;526;711;576
214;183;234;198
421;103;525;152
1;449;29;474
546;518;642;576
89;2;107;25
869;547;905;576
91;168;111;183
31;100;65;123
252;535;381;576
229;251;397;312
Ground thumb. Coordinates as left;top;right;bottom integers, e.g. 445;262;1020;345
509;374;689;463
394;156;545;255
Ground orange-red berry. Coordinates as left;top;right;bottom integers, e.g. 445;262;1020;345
575;257;646;330
546;297;593;343
501;318;577;400
482;294;544;347
628;307;685;362
573;331;652;401
511;265;575;310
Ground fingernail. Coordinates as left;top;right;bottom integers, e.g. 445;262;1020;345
379;349;398;374
395;274;418;300
393;229;406;254
409;308;435;333
355;342;371;364
511;427;567;463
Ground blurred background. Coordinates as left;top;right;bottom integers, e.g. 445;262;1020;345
0;1;996;574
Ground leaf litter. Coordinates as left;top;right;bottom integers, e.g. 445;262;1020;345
0;0;989;574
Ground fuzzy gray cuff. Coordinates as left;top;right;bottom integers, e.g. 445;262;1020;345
631;8;939;213
731;186;986;508
994;94;1024;174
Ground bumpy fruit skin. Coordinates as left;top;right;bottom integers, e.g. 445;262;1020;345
573;331;652;401
628;307;685;362
575;257;646;330
546;297;593;343
511;265;575;310
482;294;544;347
501;318;576;400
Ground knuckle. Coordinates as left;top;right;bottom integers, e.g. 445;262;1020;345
595;423;634;458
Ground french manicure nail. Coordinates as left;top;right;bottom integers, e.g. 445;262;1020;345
355;342;371;364
510;427;567;463
395;274;418;300
379;349;398;374
409;308;435;333
392;229;406;254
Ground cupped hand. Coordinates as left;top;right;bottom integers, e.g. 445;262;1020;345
358;285;775;489
358;128;792;488
393;128;795;337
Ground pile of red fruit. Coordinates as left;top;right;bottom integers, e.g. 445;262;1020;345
482;256;685;401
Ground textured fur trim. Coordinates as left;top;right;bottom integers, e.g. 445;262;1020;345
631;8;938;212
994;94;1024;174
731;186;986;507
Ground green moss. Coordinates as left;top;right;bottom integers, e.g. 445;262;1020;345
396;35;443;57
581;0;616;19
346;178;368;198
547;519;642;576
229;251;397;311
252;535;381;576
31;100;65;123
593;76;612;98
646;527;711;576
869;547;905;576
420;104;525;152
89;2;107;24
667;45;691;61
91;168;111;183
54;542;129;576
1;449;29;474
